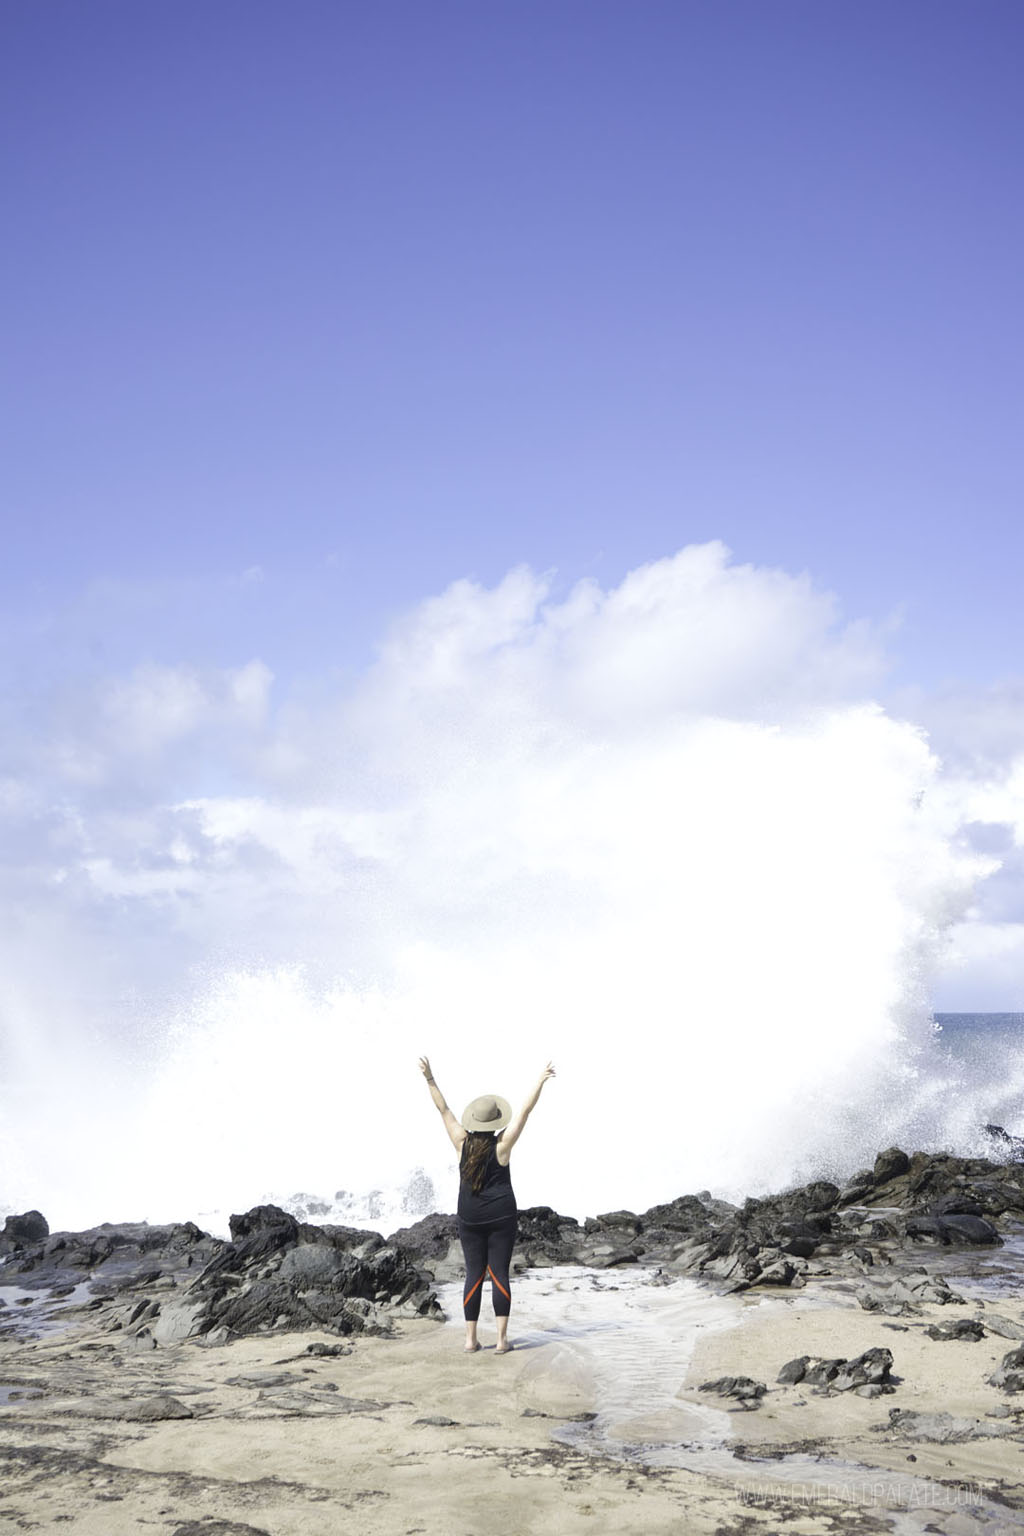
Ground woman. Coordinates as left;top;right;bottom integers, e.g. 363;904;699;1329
418;1056;555;1353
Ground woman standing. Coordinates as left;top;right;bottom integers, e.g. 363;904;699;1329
418;1057;555;1353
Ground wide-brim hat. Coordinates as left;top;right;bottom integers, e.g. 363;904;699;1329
461;1094;512;1133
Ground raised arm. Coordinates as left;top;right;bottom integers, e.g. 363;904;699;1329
498;1062;555;1159
418;1057;466;1152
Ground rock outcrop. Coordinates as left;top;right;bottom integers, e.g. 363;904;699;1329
4;1134;1023;1347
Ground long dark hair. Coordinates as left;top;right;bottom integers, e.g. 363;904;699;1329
460;1131;497;1195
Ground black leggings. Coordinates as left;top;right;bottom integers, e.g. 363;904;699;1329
457;1213;518;1320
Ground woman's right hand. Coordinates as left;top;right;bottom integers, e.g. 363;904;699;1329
418;1056;433;1080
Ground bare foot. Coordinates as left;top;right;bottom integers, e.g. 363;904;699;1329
494;1342;514;1353
464;1343;481;1352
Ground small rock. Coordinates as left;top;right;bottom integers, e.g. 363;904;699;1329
884;1408;1007;1442
172;1524;272;1536
123;1394;193;1422
925;1319;985;1342
225;1371;304;1388
757;1259;797;1286
698;1375;766;1408
413;1415;459;1426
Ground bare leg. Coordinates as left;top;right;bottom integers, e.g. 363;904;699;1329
494;1314;511;1352
464;1319;480;1352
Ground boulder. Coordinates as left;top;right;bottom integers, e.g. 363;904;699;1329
585;1210;641;1236
228;1204;299;1244
389;1212;458;1264
903;1212;1001;1246
640;1194;719;1233
2;1211;49;1247
988;1346;1024;1394
777;1355;811;1385
873;1148;910;1184
513;1207;585;1266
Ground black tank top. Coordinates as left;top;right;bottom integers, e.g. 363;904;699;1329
457;1136;517;1222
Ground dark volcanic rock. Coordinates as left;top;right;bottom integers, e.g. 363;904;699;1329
925;1319;985;1342
873;1147;911;1184
0;1220;218;1290
856;1272;966;1315
698;1375;766;1408
802;1357;846;1387
173;1524;271;1536
123;1393;194;1421
585;1210;641;1235
883;1409;1000;1443
989;1346;1024;1395
831;1347;894;1395
187;1207;441;1340
837;1168;875;1205
389;1212;458;1263
778;1349;894;1395
983;1124;1024;1162
514;1206;585;1265
6;1139;1022;1348
940;1212;1002;1244
640;1194;716;1232
928;1192;983;1217
229;1205;299;1243
1;1211;49;1247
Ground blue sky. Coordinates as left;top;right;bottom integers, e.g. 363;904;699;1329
4;1;1023;685
2;0;1024;1208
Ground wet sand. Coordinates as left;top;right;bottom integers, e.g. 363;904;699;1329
2;1264;1023;1535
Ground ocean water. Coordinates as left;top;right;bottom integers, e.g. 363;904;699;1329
933;1012;1024;1060
928;1014;1024;1144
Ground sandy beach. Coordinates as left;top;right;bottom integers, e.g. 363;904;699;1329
3;1253;1024;1536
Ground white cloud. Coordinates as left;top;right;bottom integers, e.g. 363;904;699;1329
98;659;273;755
0;544;1018;1231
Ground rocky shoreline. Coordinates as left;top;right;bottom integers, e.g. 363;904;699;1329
3;1133;1024;1534
6;1135;1024;1348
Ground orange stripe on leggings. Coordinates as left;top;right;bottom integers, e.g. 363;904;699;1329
463;1272;485;1307
488;1265;511;1301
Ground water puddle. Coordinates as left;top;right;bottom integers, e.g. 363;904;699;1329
0;1384;45;1406
954;1233;1024;1302
439;1265;1024;1531
0;1281;96;1339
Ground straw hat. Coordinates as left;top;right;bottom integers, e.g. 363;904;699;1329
461;1094;511;1133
